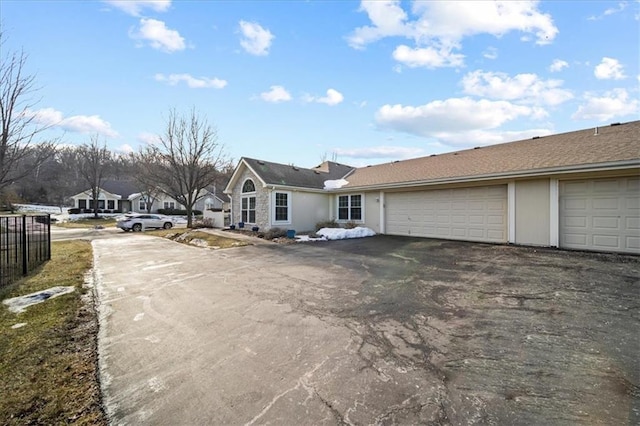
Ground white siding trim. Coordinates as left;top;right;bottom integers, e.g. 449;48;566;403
549;178;559;247
508;181;516;243
379;191;385;234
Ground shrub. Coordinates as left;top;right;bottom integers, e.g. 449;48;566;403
68;208;80;214
315;219;338;231
261;227;287;240
344;221;358;229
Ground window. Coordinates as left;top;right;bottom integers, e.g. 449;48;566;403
107;200;115;210
273;192;290;223
338;195;362;221
164;201;175;209
242;179;255;193
241;196;256;223
79;199;86;209
139;201;147;211
241;179;257;223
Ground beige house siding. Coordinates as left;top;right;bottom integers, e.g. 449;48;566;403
515;179;551;246
363;192;381;233
289;192;330;233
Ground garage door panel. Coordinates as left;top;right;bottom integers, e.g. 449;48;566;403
593;180;620;192
627;217;640;230
627;236;640;250
593;235;619;248
386;185;507;243
593;197;619;209
560;177;639;254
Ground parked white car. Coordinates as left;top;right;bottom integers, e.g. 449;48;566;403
116;214;174;232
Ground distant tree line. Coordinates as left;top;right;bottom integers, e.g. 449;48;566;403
1;31;233;226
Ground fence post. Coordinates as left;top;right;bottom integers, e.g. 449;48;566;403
22;214;28;276
47;213;52;260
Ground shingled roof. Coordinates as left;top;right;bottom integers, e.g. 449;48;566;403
344;121;640;189
241;157;355;190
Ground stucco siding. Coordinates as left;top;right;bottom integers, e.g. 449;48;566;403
515;179;550;246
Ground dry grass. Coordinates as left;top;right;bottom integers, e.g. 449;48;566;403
55;217;116;229
0;241;105;425
147;229;250;249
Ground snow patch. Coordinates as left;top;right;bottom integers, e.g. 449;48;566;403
317;226;376;240
3;286;76;313
323;179;349;190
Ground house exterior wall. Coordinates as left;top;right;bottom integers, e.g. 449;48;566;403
129;194;184;213
289;192;330;233
514;179;550;246
72;191;121;212
229;168;270;229
363;192;380;233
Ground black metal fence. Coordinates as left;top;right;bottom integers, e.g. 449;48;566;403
0;214;51;288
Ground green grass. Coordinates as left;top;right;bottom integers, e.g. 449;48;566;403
0;241;105;425
55;217;116;229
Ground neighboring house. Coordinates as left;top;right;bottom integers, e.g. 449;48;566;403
225;121;640;254
70;180;184;214
127;192;184;214
70;180;139;213
193;188;230;212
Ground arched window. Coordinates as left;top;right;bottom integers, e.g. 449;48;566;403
241;179;256;223
242;179;255;193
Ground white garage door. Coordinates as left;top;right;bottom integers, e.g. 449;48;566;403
385;185;507;243
560;177;640;254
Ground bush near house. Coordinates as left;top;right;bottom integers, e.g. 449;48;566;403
315;220;339;231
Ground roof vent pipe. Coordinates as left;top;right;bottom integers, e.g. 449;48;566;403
594;126;598;135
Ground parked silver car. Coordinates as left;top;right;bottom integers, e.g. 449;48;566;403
116;214;174;232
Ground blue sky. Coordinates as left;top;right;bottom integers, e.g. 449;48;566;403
2;0;638;168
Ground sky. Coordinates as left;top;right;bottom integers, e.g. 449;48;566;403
2;0;639;168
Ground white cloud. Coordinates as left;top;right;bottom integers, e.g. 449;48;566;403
104;0;171;17
239;21;274;56
483;46;498;60
594;57;626;80
461;70;573;105
116;143;134;153
154;73;227;89
572;88;639;121
129;18;186;53
260;85;291;103
433;128;554;147
303;89;344;106
27;108;119;138
588;1;628;20
334;146;425;159
137;132;160;145
392;45;464;68
375;97;545;137
549;59;568;72
347;1;558;67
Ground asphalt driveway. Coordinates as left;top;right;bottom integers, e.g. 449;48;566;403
92;234;639;425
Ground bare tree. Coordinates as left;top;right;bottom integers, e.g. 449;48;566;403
143;108;229;227
77;135;112;218
0;32;55;205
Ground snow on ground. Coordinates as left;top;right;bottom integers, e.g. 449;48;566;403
296;226;376;242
